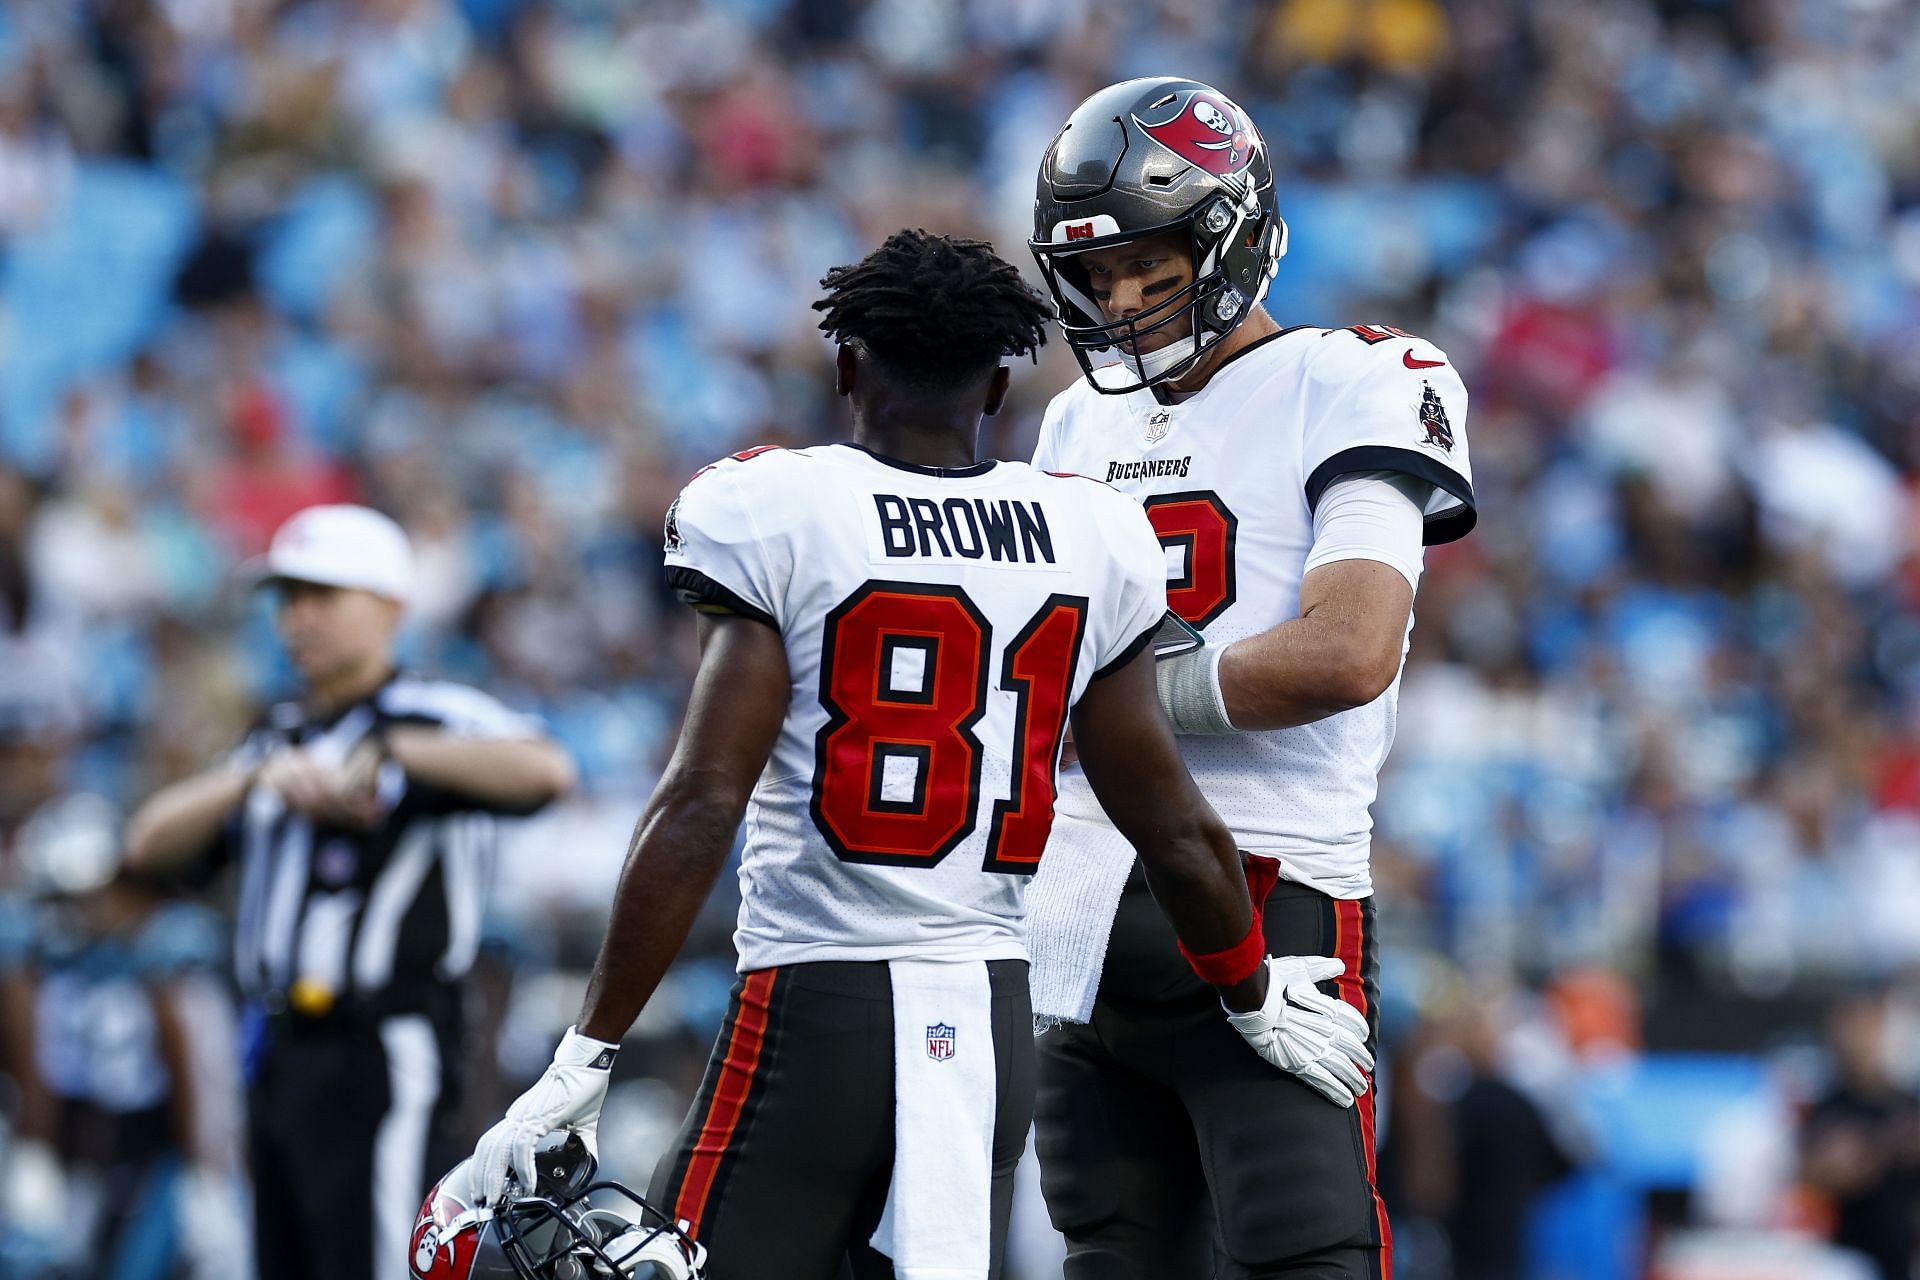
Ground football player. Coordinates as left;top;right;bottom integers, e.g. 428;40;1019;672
465;231;1372;1279
1025;78;1479;1279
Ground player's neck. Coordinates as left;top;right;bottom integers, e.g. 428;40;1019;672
1155;307;1281;404
305;655;396;718
852;408;980;472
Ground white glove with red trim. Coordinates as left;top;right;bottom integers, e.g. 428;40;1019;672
1226;956;1374;1107
471;1027;619;1205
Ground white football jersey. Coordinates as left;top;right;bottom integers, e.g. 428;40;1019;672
1034;324;1477;898
663;442;1169;969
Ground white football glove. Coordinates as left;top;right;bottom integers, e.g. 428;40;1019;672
1226;956;1375;1107
472;1027;619;1205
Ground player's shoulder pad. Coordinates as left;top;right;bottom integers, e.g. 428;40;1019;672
1298;323;1458;388
670;445;815;533
1036;467;1115;488
1294;323;1475;543
1033;466;1162;554
1298;321;1470;462
683;444;807;488
1031;465;1139;516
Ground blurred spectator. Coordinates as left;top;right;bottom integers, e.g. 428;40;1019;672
1799;993;1920;1280
1386;981;1584;1280
4;793;246;1280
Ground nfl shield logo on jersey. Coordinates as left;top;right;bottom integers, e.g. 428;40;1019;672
1145;410;1172;443
926;1023;956;1061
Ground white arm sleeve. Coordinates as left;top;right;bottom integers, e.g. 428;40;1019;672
1301;471;1429;592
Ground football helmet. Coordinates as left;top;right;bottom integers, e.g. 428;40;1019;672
1029;76;1287;394
411;1135;705;1280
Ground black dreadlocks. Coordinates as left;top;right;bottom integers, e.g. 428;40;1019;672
813;229;1054;391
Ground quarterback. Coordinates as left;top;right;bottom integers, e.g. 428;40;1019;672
462;231;1371;1279
1026;78;1478;1279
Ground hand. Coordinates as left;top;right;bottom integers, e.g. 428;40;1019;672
471;1027;619;1205
1226;956;1374;1107
334;737;389;826
257;747;361;823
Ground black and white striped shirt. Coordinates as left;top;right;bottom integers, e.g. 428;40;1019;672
219;674;545;1016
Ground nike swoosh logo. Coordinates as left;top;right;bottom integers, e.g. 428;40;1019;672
1404;350;1446;369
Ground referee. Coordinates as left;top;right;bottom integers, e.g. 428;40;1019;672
124;504;576;1280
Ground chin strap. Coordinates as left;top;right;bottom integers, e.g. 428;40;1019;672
1118;332;1206;384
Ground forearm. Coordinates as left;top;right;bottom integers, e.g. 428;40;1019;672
576;781;742;1043
1128;810;1249;953
385;729;576;814
124;766;253;874
1129;810;1267;1012
1213;558;1413;731
1214;614;1375;731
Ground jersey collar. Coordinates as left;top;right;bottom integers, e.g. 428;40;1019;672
839;442;998;479
1150;325;1315;406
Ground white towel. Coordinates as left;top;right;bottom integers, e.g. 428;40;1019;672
870;958;997;1279
1026;810;1137;1028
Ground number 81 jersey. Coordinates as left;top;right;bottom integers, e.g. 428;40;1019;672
663;443;1168;970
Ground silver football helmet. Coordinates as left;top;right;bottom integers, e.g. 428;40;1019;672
1030;77;1287;394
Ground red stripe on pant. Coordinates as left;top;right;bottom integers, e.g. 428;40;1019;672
1333;899;1393;1280
673;967;779;1240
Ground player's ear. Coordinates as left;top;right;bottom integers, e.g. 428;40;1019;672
982;365;1011;417
834;344;856;398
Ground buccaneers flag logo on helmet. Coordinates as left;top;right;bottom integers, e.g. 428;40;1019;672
1133;91;1258;179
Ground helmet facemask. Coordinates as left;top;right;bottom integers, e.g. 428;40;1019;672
1033;190;1284;395
495;1181;706;1280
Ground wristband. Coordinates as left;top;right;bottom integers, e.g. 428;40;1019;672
1179;917;1267;987
1156;645;1235;735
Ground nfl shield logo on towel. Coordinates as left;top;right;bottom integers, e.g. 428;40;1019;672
926;1023;956;1061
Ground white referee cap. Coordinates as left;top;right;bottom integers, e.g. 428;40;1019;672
253;504;413;603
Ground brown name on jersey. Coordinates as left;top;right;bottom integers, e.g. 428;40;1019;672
874;494;1056;564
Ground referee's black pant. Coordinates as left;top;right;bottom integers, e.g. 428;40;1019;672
1036;866;1388;1280
248;993;462;1280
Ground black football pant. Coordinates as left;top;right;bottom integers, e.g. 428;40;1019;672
248;1003;461;1280
650;959;1034;1280
1036;869;1388;1280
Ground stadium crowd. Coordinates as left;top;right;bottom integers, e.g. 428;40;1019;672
3;0;1920;1276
